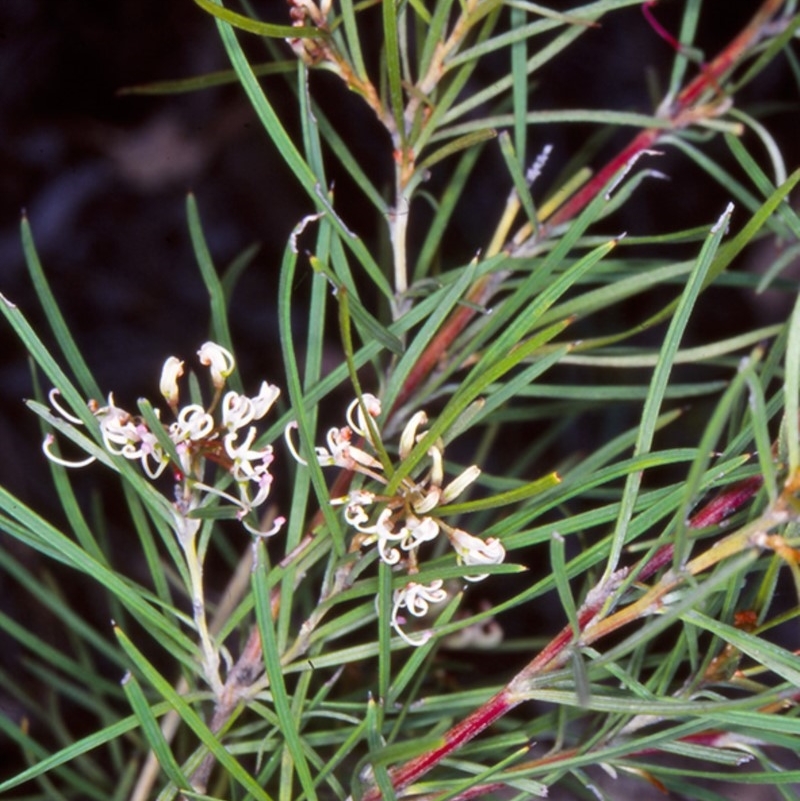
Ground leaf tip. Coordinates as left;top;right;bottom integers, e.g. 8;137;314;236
0;292;17;309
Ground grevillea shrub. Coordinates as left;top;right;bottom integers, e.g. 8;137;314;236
2;2;800;800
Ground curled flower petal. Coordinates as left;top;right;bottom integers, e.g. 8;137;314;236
442;465;481;503
343;503;371;530
137;427;169;478
221;391;255;431
245;514;286;540
323;427;382;470
236;452;275;509
322;427;352;466
172;404;215;442
396;516;439;552
391;580;448;646
159;357;184;408
197;342;235;388
224;426;258;469
372;509;402;565
331;489;376;508
399;410;427;459
449;528;506;581
346;394;381;444
284;421;308;465
250;381;281;420
411;484;441;515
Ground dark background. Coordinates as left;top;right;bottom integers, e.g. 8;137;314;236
1;1;799;795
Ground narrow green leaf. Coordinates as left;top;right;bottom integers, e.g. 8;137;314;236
339;0;368;79
253;542;319;801
382;0;406;144
20;216;102;399
391;317;571;495
377;561;393;703
387;592;461;704
510;4;528;164
416;128;497;174
0;704;141;801
0;484;194;657
193;0;316;38
114;626;275;801
121;671;191;791
364;696;395;801
117;61;293;96
607;203;733;575
186;195;241;392
665;0;702;99
336;282;404;355
550;532;580;636
683;610;800;687
391;233;620;490
441;14;598;125
437;472;559;515
670;349;761;566
497;131;539;233
213;9;392;299
278;243;345;554
384;257;478;409
785;293;800;474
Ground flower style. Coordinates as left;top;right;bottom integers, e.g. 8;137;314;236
43;342;282;535
287;393;506;644
391;580;449;646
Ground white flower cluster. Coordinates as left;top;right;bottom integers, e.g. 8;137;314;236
286;394;505;645
44;343;283;534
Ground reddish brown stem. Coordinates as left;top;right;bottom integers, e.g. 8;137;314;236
379;689;517;798
362;462;765;800
642;1;684;54
687;474;764;529
393;271;505;412
545;0;784;230
395;0;785;411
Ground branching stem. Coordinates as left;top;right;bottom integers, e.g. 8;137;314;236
395;0;788;410
358;469;785;801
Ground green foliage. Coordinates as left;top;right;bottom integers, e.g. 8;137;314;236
2;1;800;800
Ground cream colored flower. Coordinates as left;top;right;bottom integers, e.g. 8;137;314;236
197;342;235;388
159;356;184;409
391;580;449;646
448;528;506;582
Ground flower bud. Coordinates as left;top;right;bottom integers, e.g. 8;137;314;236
197;342;235;388
159;357;184;408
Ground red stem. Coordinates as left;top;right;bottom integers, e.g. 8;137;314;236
361;465;765;800
395;0;785;411
641;1;684;54
378;689;516;798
